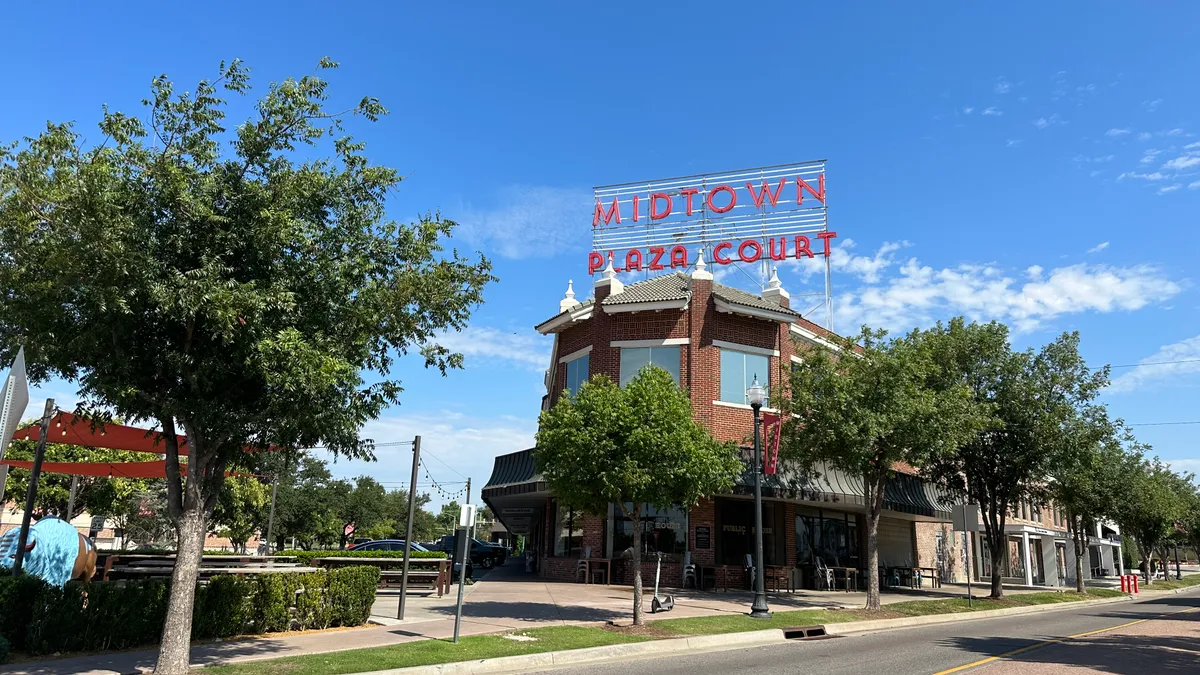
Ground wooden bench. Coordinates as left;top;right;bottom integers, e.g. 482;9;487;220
378;569;443;595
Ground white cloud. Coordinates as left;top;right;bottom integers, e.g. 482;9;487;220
455;185;592;259
326;411;538;508
1140;149;1162;164
836;260;1182;333
994;78;1012;94
1006;139;1023;147
1162;156;1200;171
962;106;975;115
1138;132;1153;141
1163;128;1185;137
1189;181;1200;190
1186;141;1200;150
1157;184;1182;195
1087;242;1110;253
785;239;909;284
1074;154;1114;164
433;326;551;371
1118;171;1167;181
1107;334;1200;394
982;107;1003;116
1033;114;1065;129
1106;128;1131;137
1143;98;1163;112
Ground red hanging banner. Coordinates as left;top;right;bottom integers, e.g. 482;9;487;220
762;413;782;475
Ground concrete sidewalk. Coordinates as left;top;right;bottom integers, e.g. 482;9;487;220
0;560;1121;675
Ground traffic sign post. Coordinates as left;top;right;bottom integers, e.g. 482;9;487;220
951;505;981;608
452;504;477;643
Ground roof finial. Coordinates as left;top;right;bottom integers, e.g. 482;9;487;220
762;266;789;304
596;251;624;294
560;279;581;312
692;247;713;281
602;252;617;280
767;267;782;290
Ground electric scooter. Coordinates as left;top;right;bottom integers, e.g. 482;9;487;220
650;551;675;613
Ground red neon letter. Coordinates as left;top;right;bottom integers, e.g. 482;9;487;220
680;188;700;215
706;185;737;213
817;231;838;257
669;245;689;268
747;179;787;210
588;252;605;274
625;249;643;272
768;237;788;260
648;247;666;271
713;242;734;264
738;240;763;263
650;193;673;220
632;194;640;222
593;198;621;226
794;236;814;258
796;174;826;205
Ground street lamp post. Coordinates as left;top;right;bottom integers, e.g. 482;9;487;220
747;376;771;619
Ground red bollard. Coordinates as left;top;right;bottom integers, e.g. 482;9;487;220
1121;575;1128;593
1133;575;1139;594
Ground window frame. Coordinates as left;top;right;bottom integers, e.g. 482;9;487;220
563;353;589;397
618;345;681;387
719;347;771;405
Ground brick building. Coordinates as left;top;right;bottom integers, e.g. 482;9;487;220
484;253;972;590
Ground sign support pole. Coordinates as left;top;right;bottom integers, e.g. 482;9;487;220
265;472;278;559
398;435;421;620
13;398;54;575
66;475;79;521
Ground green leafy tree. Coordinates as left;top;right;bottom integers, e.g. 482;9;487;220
924;320;1107;599
383;488;438;541
272;453;344;550
1111;456;1189;583
337;476;389;548
436;500;462;536
210;475;269;552
535;367;742;625
780;327;980;610
3;439;153;520
1049;408;1136;593
0;59;493;673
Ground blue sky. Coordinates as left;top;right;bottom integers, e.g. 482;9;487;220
4;2;1199;506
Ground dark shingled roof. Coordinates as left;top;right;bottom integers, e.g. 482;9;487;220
712;283;799;317
601;272;691;306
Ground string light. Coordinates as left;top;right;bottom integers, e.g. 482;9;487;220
420;458;467;501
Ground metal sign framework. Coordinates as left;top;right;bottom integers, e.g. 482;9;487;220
591;160;833;330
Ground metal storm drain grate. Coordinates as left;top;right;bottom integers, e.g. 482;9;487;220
782;625;830;640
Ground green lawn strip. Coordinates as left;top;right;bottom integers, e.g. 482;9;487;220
649;609;860;636
885;589;1124;616
1143;574;1200;591
201;626;647;675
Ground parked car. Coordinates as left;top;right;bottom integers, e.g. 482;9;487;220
426;535;505;569
349;539;471;579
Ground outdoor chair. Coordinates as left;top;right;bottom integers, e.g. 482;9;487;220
575;547;592;583
814;557;835;591
682;551;697;589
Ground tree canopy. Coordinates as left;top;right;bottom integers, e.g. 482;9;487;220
781;326;981;610
0;58;493;673
535;366;742;624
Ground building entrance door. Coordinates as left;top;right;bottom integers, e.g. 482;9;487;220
1029;537;1045;584
1055;543;1067;586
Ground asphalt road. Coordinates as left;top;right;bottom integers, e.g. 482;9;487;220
533;589;1200;675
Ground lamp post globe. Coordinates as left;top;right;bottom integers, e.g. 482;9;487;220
747;376;771;619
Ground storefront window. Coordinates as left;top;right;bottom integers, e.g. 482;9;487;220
619;347;681;386
720;349;770;404
564;354;589;396
717;498;785;566
611;503;687;562
553;503;583;557
795;511;859;568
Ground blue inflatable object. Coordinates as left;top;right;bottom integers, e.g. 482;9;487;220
0;517;94;587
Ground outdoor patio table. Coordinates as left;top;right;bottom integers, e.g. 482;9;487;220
829;566;858;592
313;557;452;595
583;558;611;584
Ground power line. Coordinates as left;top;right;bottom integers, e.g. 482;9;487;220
1128;421;1200;427
420;448;468;480
1102;358;1200;370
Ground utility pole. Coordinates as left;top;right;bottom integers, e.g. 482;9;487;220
13;398;54;575
66;475;79;521
465;477;473;541
265;474;278;559
398;435;421;620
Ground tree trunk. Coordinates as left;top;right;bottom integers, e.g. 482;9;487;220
630;504;644;626
1073;524;1087;594
865;473;885;611
154;506;206;674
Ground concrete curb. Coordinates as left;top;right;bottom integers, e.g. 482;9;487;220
357;629;788;675
824;595;1135;635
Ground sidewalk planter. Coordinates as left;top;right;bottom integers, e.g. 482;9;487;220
0;566;381;656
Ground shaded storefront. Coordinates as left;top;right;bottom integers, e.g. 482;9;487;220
483;448;955;589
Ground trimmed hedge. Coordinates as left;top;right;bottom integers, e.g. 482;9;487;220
0;566;380;656
281;549;447;565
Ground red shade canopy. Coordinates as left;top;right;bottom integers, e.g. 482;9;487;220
10;411;189;456
0;460;255;479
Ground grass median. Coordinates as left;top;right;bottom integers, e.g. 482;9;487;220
201;588;1132;675
1142;573;1200;591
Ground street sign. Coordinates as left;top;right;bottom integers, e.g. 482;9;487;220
0;347;30;460
952;505;980;532
458;504;476;528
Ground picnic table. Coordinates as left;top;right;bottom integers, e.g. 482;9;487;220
110;565;322;582
99;553;299;581
312;557;451;596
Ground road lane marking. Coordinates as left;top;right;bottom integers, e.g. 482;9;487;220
930;605;1200;675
